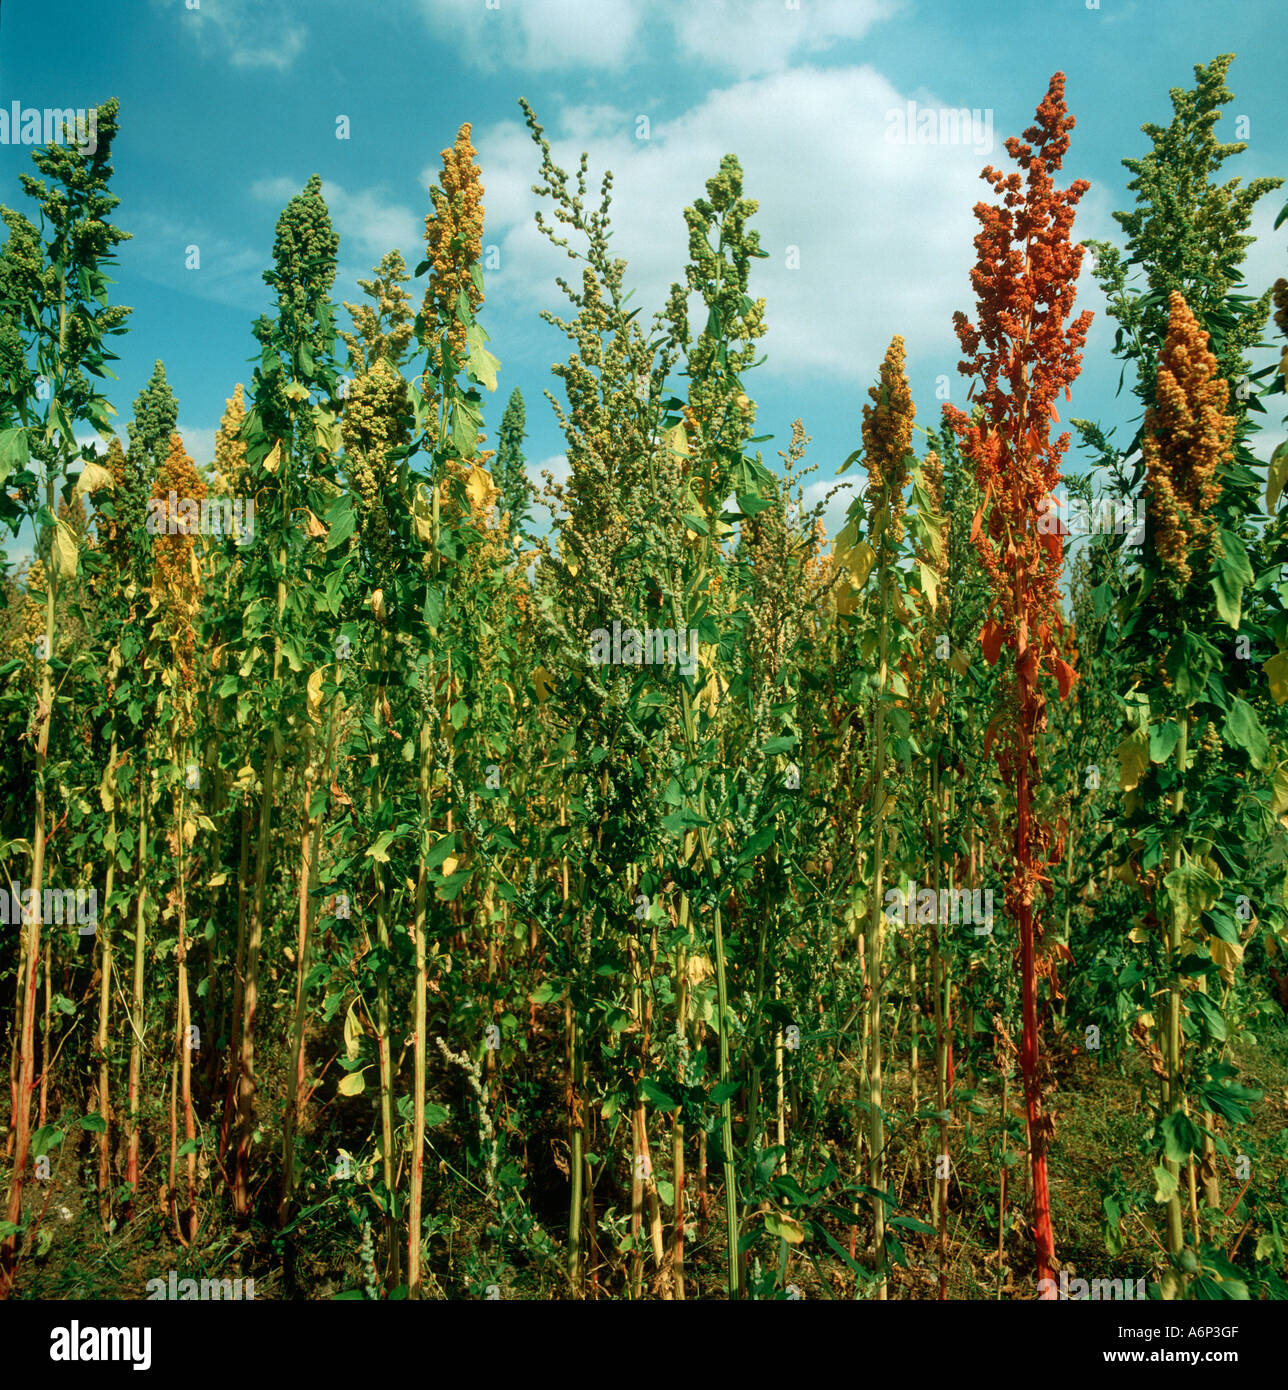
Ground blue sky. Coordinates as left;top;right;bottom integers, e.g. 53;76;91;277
1;0;1284;551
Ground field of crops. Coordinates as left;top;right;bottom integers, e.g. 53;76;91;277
2;19;1287;1316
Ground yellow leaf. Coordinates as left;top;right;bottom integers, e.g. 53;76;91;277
917;559;939;610
412;483;435;545
764;1211;806;1245
307;668;324;718
949;650;971;677
52;517;78;578
697;669;728;716
343;1001;362;1061
1268;443;1288;512
312;404;342;455
99;764;116;813
844;540;876;588
1209;936;1244;986
1272;764;1288;817
465;463;498;515
1264;650;1288;705
441;855;460;877
263;440;282;474
337;1070;365;1097
834;579;861;616
74;460;115;497
1116;729;1149;792
532;665;555;703
344;1002;363;1060
665;423;690;458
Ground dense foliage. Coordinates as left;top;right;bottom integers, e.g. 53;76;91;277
1;60;1286;1302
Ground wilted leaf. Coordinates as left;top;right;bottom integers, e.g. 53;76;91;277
343;1001;363;1061
1264;650;1288;706
764;1211;806;1245
51;518;79;578
1116;729;1149;792
1164;858;1220;933
1051;655;1076;700
73;460;115;497
465;464;498;515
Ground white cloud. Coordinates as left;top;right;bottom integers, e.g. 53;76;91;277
469;65;1008;388
408;0;642;73
179;426;219;468
406;0;897;76
160;0;308;71
672;0;899;76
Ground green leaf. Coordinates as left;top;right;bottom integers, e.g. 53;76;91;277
1188;989;1227;1043
1160;1110;1201;1163
1165;630;1216;706
77;1113;107;1134
0;426;30;483
888;1215;937;1234
451;397;480;458
364;830;396;863
736;493;772;517
641;1079;678;1110
326;493;356;550
423;582;444;633
1152;1163;1179;1203
1222;698;1271;770
1149;721;1181;764
32;1125;65;1159
1163;859;1221;933
425;833;456;873
1211;530;1253;629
